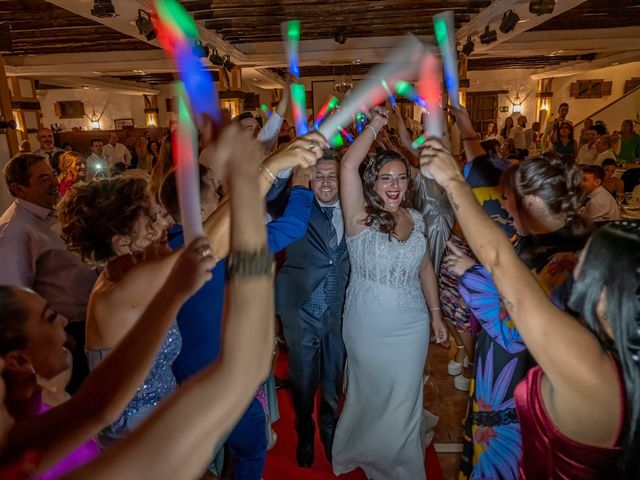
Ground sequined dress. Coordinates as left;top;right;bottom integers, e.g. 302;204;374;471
86;322;182;448
332;209;430;480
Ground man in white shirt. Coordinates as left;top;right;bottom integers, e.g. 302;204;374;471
581;165;620;222
0;154;98;392
509;115;527;159
576;125;601;165
594;135;617;166
85;138;109;179
103;132;132;168
33;127;63;165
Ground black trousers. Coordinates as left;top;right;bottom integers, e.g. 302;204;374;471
281;307;345;446
65;321;89;394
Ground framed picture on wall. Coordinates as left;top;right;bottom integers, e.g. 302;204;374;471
114;118;134;130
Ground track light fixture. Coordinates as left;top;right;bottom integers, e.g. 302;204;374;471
479;25;498;45
222;55;234;71
529;0;556;15
0;117;17;130
193;41;209;58
91;0;117;18
334;27;347;45
461;36;474;56
135;10;156;41
500;10;520;34
209;49;225;67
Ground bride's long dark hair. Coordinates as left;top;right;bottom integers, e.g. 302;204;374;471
568;221;640;476
362;150;413;237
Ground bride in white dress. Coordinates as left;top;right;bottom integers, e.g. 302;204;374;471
331;107;448;479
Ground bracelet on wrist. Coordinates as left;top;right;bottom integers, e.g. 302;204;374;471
366;124;378;139
259;164;276;184
429;307;441;311
227;250;275;277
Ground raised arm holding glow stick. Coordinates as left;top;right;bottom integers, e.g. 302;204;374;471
433;11;460;108
318;35;424;143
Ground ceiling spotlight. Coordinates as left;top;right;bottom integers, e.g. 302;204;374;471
135;10;156;41
529;0;556;15
500;10;520;33
193;41;209;58
209;49;225;67
461;36;474;56
334;27;347;45
223;55;234;71
479;25;498;45
91;0;117;18
0;117;17;130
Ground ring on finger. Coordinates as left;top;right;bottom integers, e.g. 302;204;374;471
197;245;214;259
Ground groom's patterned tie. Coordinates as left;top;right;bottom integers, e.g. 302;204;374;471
321;206;338;251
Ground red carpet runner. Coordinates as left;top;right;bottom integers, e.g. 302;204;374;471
263;354;443;479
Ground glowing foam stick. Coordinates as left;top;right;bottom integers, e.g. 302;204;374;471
411;134;428;150
313;96;339;130
380;79;397;108
418;51;443;138
153;0;220;125
261;104;272;118
330;132;344;148
174;83;204;242
281;20;301;78
291;83;309;136
318;35;424;142
433;11;461;108
394;80;427;108
340;128;355;144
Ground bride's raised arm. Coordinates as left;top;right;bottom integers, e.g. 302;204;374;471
340;107;389;235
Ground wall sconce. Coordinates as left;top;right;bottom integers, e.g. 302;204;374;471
145;112;158;127
91;120;101;130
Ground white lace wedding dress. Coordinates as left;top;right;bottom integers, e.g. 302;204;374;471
332;208;431;480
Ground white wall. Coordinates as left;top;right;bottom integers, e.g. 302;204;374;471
38;89;147;132
550;62;640;127
467;68;538;129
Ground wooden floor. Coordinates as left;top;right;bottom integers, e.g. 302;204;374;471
424;340;470;480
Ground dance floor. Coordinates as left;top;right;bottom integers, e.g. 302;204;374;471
263;354;444;479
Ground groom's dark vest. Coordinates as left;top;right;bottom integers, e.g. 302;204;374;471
276;201;350;320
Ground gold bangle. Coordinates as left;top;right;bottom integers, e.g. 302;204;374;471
260;164;276;183
430;307;441;311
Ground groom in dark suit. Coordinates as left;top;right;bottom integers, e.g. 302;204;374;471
276;150;350;468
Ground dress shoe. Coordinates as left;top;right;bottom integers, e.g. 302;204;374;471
296;441;314;467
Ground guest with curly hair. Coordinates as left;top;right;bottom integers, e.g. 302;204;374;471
57;125;327;450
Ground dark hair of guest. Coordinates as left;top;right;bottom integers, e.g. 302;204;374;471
568;221;640;477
